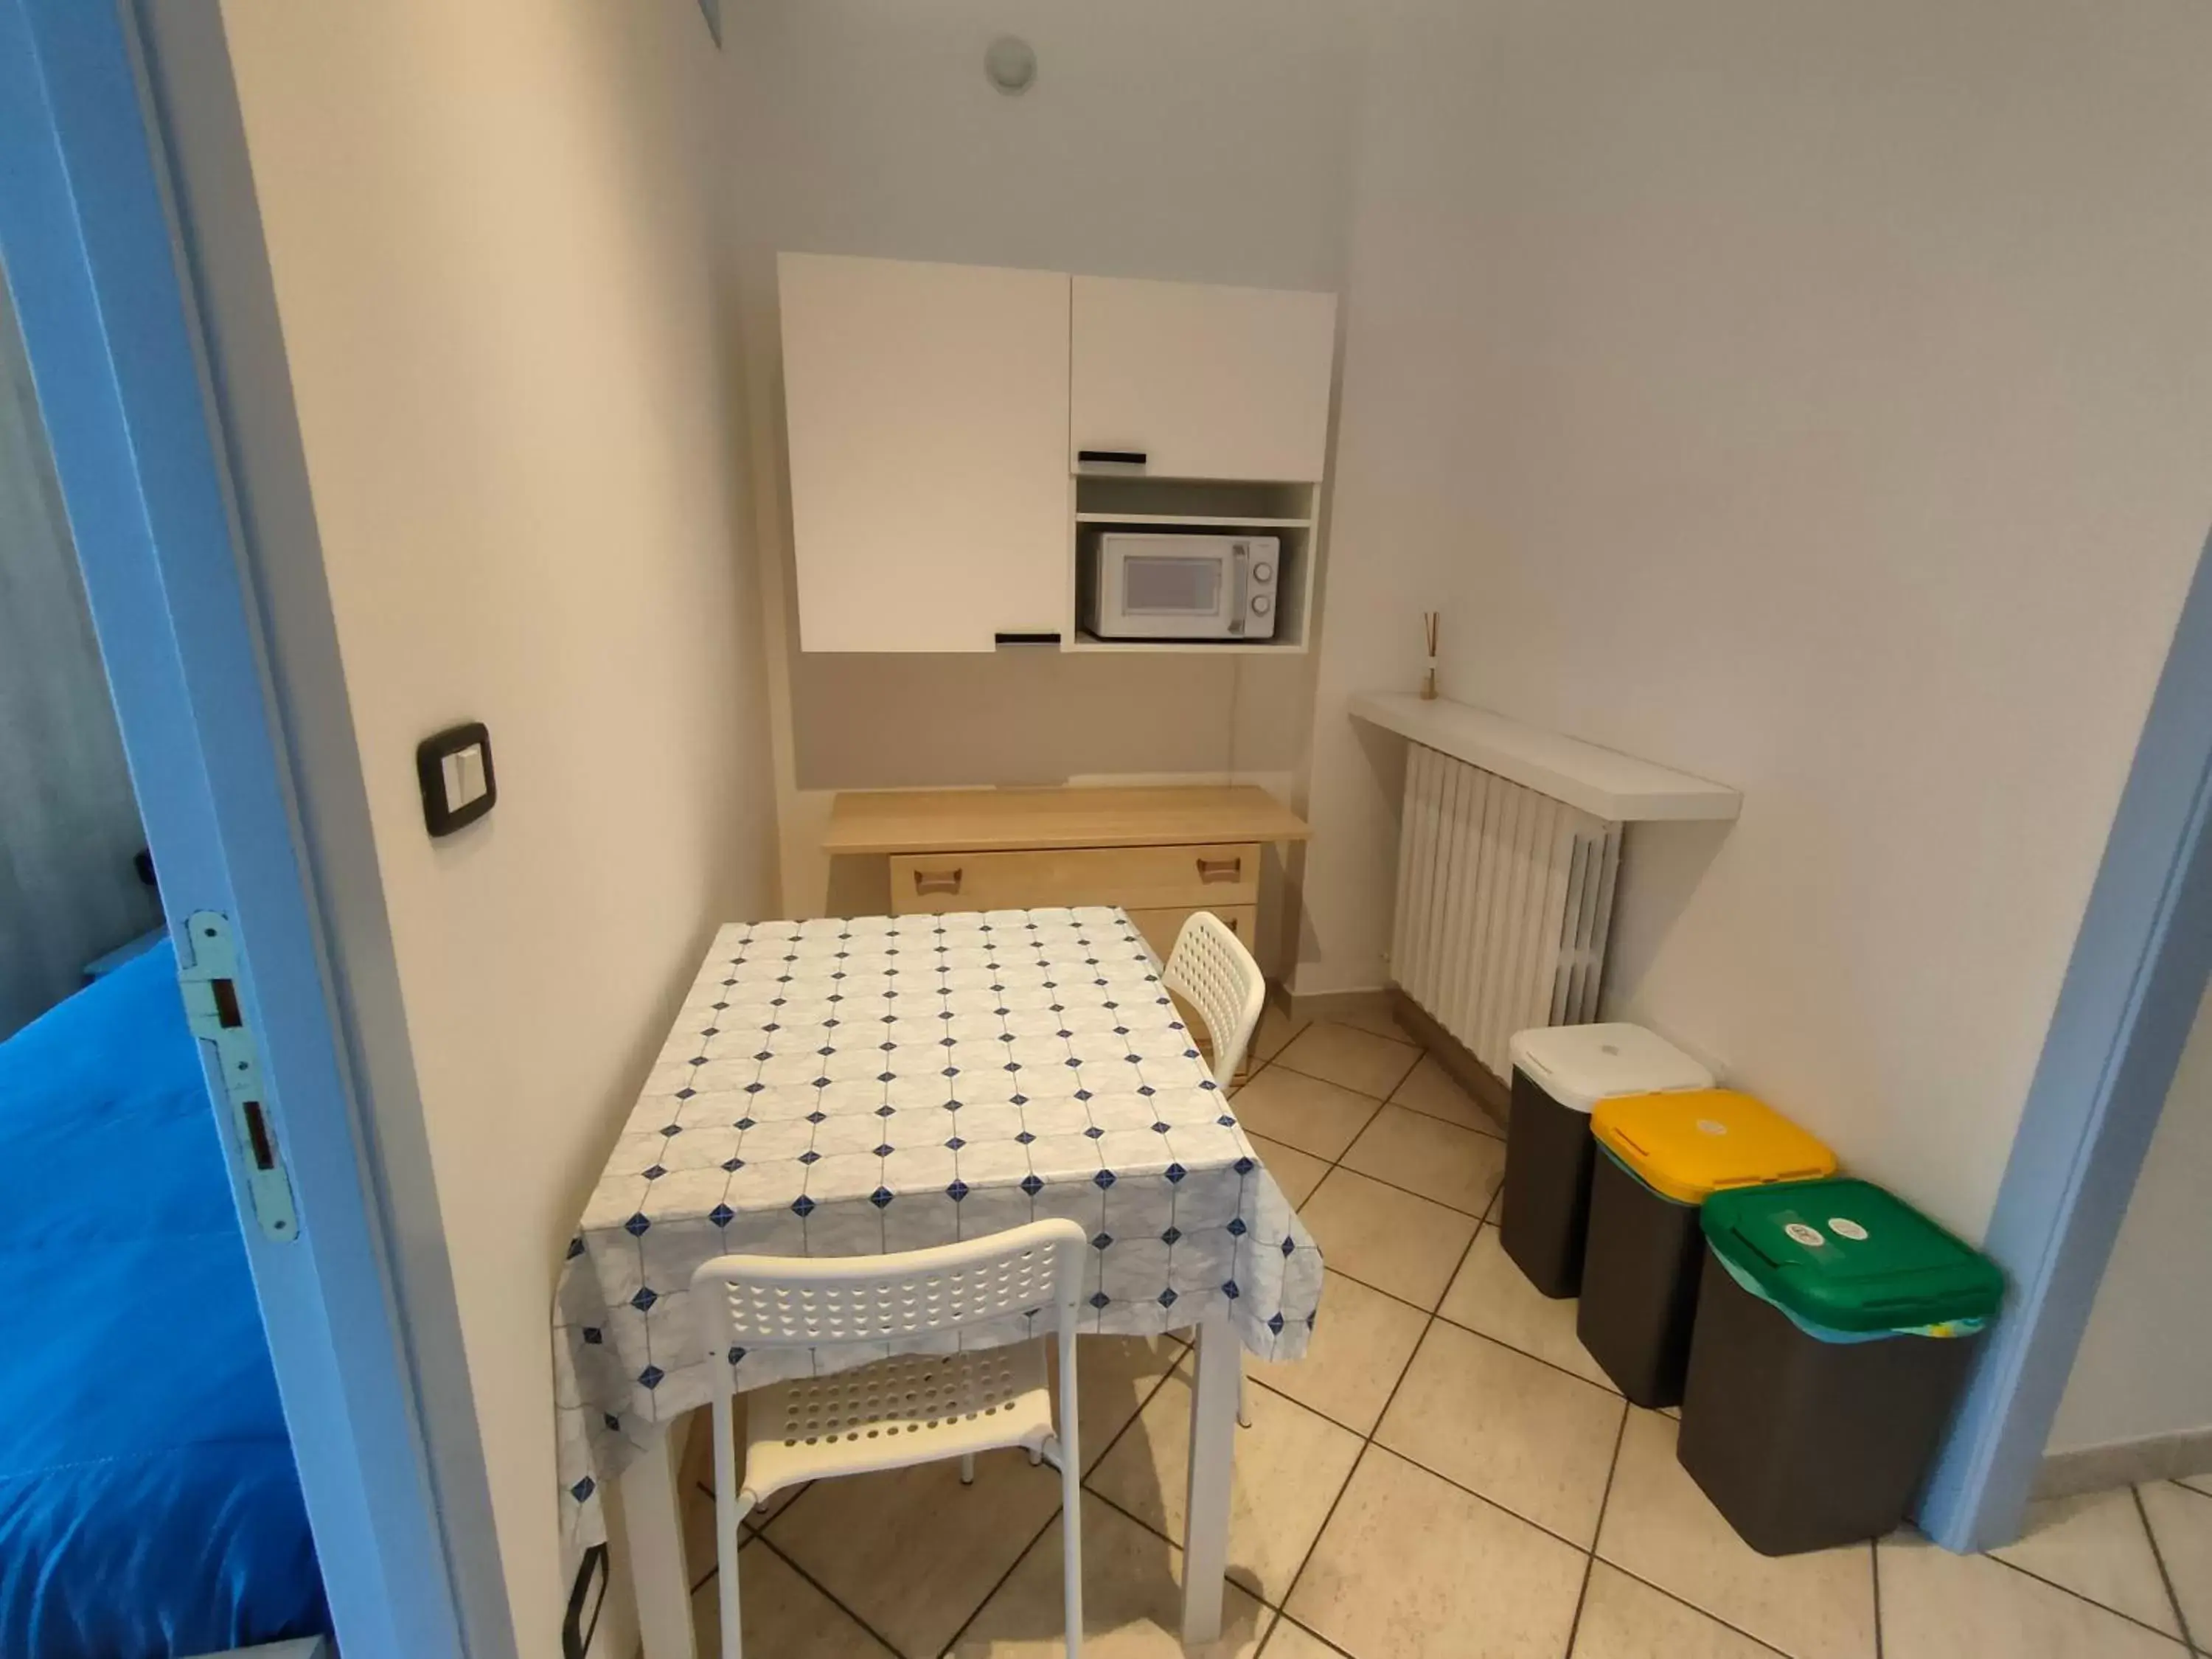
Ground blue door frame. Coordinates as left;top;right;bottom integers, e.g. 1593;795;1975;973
1921;527;2212;1549
0;1;473;1652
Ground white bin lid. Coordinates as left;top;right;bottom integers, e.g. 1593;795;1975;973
1506;1023;1714;1113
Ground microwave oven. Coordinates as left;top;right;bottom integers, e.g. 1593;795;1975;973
1078;532;1280;641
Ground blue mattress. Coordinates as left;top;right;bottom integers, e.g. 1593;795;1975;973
0;942;329;1657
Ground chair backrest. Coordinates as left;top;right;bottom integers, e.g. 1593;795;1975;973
690;1218;1088;1358
1164;910;1267;1089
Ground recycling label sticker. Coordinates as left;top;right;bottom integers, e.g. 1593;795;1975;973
1829;1217;1869;1242
1784;1222;1826;1248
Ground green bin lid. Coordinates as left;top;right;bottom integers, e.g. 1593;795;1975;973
1700;1178;2004;1334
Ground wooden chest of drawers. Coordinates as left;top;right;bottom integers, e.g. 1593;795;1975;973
824;785;1311;1058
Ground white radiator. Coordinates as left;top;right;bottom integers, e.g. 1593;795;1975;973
1389;742;1623;1082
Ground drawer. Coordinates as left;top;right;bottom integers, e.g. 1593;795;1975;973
1125;903;1258;965
888;842;1261;915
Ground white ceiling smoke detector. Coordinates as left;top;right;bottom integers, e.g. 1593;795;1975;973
984;35;1037;95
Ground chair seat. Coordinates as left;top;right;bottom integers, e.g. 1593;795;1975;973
742;1339;1055;1503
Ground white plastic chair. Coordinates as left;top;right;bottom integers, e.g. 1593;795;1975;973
689;1220;1089;1659
1164;910;1268;1090
1165;911;1267;1427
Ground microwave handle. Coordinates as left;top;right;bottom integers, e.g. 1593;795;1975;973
1228;542;1249;636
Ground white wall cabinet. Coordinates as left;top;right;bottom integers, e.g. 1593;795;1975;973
1071;276;1337;482
779;254;1335;651
779;252;1070;652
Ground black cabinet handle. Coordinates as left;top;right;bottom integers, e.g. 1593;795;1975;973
1077;449;1147;467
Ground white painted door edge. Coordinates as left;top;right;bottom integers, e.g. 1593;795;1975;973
0;4;500;1654
1919;526;2212;1551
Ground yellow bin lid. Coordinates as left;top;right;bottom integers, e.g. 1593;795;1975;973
1590;1088;1837;1205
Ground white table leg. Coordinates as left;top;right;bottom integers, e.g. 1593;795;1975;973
1181;1313;1240;1645
619;1426;698;1659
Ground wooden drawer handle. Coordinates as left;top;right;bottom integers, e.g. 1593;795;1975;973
1196;856;1243;884
912;867;964;897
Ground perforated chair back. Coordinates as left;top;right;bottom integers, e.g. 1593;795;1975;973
1164;910;1267;1088
689;1221;1091;1658
698;1220;1083;1352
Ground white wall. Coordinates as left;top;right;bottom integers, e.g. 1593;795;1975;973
714;0;1362;939
214;2;777;1652
2050;981;2212;1454
1303;0;2212;1236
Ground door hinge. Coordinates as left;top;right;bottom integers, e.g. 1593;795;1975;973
178;911;300;1243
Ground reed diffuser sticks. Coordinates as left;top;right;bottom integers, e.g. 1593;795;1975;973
1421;610;1440;700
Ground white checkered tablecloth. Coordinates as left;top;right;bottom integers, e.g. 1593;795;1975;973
552;906;1324;1575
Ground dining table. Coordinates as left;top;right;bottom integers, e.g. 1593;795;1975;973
552;905;1324;1658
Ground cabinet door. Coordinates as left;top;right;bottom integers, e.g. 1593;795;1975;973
1071;276;1336;483
779;253;1070;652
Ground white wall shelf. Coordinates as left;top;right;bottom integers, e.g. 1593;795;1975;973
1073;512;1312;529
1349;692;1742;822
1064;636;1297;655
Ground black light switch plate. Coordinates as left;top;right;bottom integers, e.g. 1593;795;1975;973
417;721;496;837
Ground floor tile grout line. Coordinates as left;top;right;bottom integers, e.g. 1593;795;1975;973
926;1344;1192;1657
723;1345;1189;1657
1978;1543;2196;1646
931;1503;1067;1658
1072;1478;1301;1623
2139;1485;2194;1650
2145;1481;2207;1653
1559;1405;1631;1658
1265;1225;1486;1639
1598;1560;1799;1658
1265;1208;1617;1402
1297;1139;1495;1220
1258;1613;1359;1659
717;1524;907;1658
1430;1307;1627;1400
1259;1054;1506;1149
1356;1394;1627;1557
1268;1048;1495;1132
1239;1295;1621;1444
1232;1023;1522;1643
1870;1526;1883;1659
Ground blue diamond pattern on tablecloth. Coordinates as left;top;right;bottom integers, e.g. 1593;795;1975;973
551;905;1322;1594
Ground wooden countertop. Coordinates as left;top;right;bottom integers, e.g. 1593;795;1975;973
823;785;1312;855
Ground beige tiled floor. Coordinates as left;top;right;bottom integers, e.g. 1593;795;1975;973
675;1018;2212;1658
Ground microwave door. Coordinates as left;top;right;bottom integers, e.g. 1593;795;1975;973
1103;541;1231;639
